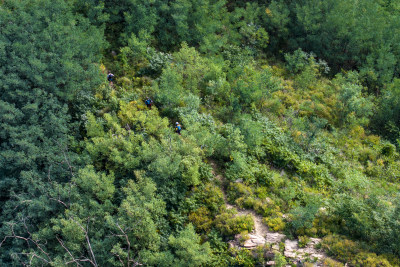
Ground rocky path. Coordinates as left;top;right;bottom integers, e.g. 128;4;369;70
209;161;328;266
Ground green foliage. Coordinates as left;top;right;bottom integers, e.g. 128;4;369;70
267;0;400;88
298;235;310;248
333;73;374;127
264;217;286;232
119;31;151;73
46;172;166;266
274;252;287;267
287;200;320;236
192;184;225;214
373;78;400;142
168;0;229;53
155;66;185;112
168;224;212;266
285;49;330;76
104;0;158;46
229;247;255;267
147;224;212;267
218;124;247;159
0;0;104;263
215;211;255;237
189;207;213;233
0;0;103;187
322;258;344;267
3;1;400;265
322;235;393;266
117;173;166;251
74;165;115;202
72;0;109;26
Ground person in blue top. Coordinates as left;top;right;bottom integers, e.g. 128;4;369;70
107;71;114;82
175;122;182;135
145;97;153;109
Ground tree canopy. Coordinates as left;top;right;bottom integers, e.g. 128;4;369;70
1;0;400;266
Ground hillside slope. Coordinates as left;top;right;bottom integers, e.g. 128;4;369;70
1;0;400;266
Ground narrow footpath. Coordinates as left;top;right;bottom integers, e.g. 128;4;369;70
210;161;329;266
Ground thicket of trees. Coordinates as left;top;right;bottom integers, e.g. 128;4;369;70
1;0;400;266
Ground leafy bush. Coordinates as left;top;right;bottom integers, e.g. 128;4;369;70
189;207;213;233
322;235;361;262
274;252;287;267
298;235;310;248
322;258;344;267
215;212;255;237
193;183;225;214
229;247;255;267
322;235;394;266
263;217;285;232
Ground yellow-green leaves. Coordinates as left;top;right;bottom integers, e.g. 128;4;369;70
117;172;166;251
118;101;169;138
75;165;115;202
168;224;212;266
86;112;104;138
181;155;201;186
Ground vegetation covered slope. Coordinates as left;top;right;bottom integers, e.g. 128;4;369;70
1;0;400;266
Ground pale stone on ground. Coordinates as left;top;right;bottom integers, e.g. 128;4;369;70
210;160;330;265
266;232;286;244
243;234;266;248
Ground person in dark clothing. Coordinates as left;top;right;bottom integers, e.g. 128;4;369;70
107;71;114;82
145;97;153;109
175;122;182;135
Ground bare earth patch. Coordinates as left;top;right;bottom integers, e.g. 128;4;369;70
209;160;330;265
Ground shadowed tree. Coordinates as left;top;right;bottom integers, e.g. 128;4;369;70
0;0;104;264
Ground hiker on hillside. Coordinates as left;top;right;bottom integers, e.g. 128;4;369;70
107;71;114;83
175;122;182;135
145;97;153;109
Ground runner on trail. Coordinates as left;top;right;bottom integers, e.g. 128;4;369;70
175;122;182;135
107;71;114;83
145;97;153;109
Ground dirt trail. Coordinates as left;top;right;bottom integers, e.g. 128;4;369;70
210;161;271;239
210;161;269;238
209;160;328;265
238;209;269;239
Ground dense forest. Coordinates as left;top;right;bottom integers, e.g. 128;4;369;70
1;0;400;266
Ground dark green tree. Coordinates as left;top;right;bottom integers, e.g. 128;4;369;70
372;78;400;142
0;0;104;264
265;0;400;88
104;0;159;46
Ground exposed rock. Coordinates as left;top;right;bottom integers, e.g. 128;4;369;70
225;203;234;210
309;237;322;245
284;239;299;258
243;240;258;248
266;232;286;244
284;238;326;262
297;238;326;261
271;244;280;251
243;234;266;248
249;234;266;244
210;160;330;266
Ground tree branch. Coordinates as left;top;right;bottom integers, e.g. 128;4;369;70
69;217;98;267
56;235;81;267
